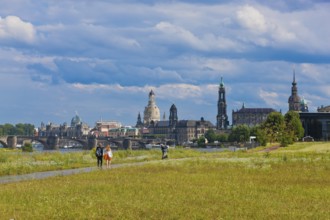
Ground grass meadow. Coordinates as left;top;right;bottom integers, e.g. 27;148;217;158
0;143;329;219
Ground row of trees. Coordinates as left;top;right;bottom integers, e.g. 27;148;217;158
201;111;304;147
257;111;304;147
0;123;35;136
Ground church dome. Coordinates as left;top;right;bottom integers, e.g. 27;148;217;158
71;114;82;127
300;97;307;105
288;94;300;102
143;90;160;124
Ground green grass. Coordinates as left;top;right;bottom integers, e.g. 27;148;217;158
0;143;330;219
0;148;203;176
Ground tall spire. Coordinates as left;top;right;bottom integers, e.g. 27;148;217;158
217;76;229;129
220;76;224;88
288;69;300;111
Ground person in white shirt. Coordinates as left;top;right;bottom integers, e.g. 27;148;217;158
104;145;113;168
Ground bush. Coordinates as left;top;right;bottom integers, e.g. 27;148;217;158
22;142;33;152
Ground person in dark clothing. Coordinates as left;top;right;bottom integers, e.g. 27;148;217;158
161;144;169;159
95;143;104;168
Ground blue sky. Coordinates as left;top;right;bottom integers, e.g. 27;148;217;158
0;0;330;128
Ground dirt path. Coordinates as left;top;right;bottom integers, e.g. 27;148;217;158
259;145;280;152
0;163;134;184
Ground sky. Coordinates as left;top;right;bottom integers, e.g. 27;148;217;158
0;0;330;128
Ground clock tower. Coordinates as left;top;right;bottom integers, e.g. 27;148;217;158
216;77;229;129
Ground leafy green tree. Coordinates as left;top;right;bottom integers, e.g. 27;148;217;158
197;136;206;147
250;125;259;137
0;123;35;136
204;129;217;143
216;133;228;142
256;127;268;146
261;112;285;143
284;111;304;142
229;124;250;142
2;124;15;135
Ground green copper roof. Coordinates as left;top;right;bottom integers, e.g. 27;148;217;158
220;77;224;87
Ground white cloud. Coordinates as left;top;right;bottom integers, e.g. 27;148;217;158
155;21;241;51
155;21;202;48
259;88;281;107
236;5;296;46
237;5;267;33
0;16;36;43
300;63;324;83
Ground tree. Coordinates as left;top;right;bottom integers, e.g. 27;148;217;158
229;124;250;142
256;127;268;146
197;136;206;147
284;111;304;142
261;112;285;143
204;129;217;143
216;133;228;142
0;123;35;136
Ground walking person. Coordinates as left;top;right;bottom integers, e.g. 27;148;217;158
161;144;169;159
95;143;103;168
104;145;113;168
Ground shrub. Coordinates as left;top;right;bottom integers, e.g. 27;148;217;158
22;142;33;152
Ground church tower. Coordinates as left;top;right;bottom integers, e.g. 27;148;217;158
136;112;143;128
169;104;178;128
288;71;301;111
143;90;160;125
216;77;229;129
300;97;309;112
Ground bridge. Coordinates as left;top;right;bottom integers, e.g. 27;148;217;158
0;135;160;150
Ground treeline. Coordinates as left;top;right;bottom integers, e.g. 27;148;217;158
0;123;35;136
201;111;304;147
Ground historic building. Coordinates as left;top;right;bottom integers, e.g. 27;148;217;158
143;90;160;125
38;113;90;138
287;71;309;112
300;97;309;112
317;105;330;113
135;112;144;128
288;71;302;111
92;120;122;137
147;104;215;144
232;103;276;127
108;126;139;138
216;77;229;130
285;71;330;140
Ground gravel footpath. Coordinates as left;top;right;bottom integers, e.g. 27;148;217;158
0;164;124;184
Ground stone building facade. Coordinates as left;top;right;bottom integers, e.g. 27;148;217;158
232;104;276;127
317;105;330;113
147;104;215;144
38;114;90;138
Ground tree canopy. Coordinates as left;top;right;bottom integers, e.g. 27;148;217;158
0;123;35;136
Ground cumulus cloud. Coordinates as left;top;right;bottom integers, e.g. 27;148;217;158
300;63;325;83
236;5;296;46
0;15;36;43
155;21;240;51
237;5;267;33
259;88;281;107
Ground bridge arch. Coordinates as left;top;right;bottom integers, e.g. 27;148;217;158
0;140;8;148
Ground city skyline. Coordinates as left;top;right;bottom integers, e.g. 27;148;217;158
0;0;329;127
